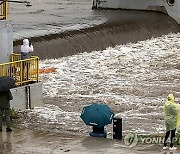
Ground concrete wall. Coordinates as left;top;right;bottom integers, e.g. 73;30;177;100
0;20;13;63
95;0;180;24
10;82;43;110
30;82;43;108
10;86;27;109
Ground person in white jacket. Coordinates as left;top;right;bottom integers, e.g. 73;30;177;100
21;39;34;59
20;39;34;81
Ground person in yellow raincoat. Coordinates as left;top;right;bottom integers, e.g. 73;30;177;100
163;94;180;150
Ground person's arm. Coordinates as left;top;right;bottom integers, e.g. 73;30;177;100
176;104;180;127
29;44;34;52
164;104;167;117
20;45;23;53
170;105;178;118
175;103;180;111
8;90;13;100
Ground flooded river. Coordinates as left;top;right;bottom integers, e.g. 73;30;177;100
14;33;180;138
8;0;180;138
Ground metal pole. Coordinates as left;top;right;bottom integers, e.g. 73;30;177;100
0;0;31;19
113;117;123;140
0;0;31;6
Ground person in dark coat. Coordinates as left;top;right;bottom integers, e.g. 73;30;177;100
0;90;13;132
89;126;107;138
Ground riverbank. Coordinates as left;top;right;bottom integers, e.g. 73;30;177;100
1;128;180;154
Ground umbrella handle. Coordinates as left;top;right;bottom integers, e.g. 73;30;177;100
90;122;98;126
110;114;114;120
81;108;85;114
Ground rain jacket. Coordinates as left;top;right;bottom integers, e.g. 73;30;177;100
164;94;180;131
21;39;34;60
0;90;13;109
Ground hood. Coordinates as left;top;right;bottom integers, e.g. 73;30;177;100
166;93;174;104
23;39;29;46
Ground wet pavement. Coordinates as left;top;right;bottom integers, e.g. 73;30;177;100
0;128;180;154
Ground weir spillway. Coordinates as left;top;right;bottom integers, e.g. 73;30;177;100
13;10;179;60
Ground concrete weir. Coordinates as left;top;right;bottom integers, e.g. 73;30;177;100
13;9;180;60
93;0;180;24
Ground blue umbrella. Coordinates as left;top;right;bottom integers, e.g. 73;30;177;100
80;103;115;128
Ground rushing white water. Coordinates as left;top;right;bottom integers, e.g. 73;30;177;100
19;33;180;137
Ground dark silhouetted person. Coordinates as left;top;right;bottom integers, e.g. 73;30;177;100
0;90;13;132
89;126;107;138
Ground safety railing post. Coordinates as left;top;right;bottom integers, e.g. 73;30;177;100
2;0;8;19
20;60;23;85
2;65;5;76
37;57;39;82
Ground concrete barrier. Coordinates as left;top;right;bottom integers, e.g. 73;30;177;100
0;20;13;64
30;82;43;108
10;82;43;110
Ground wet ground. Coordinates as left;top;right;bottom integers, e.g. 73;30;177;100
1;128;180;154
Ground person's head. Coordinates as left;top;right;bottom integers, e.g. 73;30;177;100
23;39;29;46
167;93;174;103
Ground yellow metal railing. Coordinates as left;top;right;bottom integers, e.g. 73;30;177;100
0;53;39;86
0;0;8;20
0;1;31;20
11;53;23;61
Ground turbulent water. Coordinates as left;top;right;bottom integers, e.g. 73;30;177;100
10;0;180;137
16;33;180;137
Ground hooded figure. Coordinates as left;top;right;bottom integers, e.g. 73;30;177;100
21;39;33;60
163;94;180;150
164;94;180;130
164;94;177;131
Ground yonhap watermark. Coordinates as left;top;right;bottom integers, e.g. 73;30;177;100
140;136;164;144
124;133;138;148
124;133;180;147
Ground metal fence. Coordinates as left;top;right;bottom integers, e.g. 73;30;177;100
0;53;39;86
0;1;8;20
